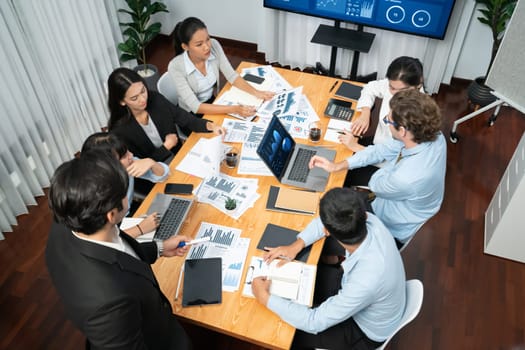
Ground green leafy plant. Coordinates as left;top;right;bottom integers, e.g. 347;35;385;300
117;0;168;69
475;0;517;78
224;197;237;211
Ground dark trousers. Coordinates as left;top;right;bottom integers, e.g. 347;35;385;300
291;257;383;350
343;136;379;188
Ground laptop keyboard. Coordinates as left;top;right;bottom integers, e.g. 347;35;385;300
288;148;317;183
153;197;192;241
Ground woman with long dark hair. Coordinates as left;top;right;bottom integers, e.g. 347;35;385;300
168;17;273;118
107;67;224;163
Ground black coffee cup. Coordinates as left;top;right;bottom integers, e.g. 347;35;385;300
225;152;239;168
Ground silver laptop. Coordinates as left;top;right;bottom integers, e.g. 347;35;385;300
256;116;336;192
147;193;193;241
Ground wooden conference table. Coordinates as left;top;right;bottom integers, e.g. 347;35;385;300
135;62;359;349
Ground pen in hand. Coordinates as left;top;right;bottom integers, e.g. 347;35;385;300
176;236;211;248
263;248;293;262
336;130;363;139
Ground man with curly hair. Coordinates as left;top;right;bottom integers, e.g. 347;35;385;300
310;89;446;248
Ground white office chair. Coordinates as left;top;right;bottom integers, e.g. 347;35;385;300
156;71;187;143
376;279;424;350
399;235;415;253
314;279;423;350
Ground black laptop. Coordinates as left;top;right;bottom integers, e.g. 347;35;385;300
256;116;336;192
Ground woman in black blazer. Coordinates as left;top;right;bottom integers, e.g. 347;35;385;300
107;67;224;163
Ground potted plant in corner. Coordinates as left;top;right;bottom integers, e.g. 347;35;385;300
117;0;168;90
467;0;517;107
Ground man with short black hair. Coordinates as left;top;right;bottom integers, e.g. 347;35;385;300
46;151;192;349
253;188;406;350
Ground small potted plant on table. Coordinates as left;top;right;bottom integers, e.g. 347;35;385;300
224;197;237;211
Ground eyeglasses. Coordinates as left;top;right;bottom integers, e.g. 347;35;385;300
382;116;399;128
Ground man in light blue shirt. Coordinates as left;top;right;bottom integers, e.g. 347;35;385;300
252;188;406;349
310;89;446;245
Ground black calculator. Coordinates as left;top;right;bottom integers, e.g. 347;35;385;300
324;98;354;121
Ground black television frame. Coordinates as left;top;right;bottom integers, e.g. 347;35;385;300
263;0;457;40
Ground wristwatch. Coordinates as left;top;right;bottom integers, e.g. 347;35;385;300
156;240;164;257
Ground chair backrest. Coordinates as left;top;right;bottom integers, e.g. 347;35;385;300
399;234;414;252
156;72;187;142
157;72;178;106
399;221;426;252
376;279;424;350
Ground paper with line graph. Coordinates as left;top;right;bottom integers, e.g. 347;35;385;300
186;222;249;292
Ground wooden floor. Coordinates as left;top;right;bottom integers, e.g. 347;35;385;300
1;36;525;350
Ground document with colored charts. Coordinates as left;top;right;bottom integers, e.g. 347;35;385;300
186;222;250;292
241;65;292;92
257;86;303;119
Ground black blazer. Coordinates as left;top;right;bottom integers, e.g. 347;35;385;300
45;222;191;350
111;91;211;162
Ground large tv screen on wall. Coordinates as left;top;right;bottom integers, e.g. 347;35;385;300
264;0;456;40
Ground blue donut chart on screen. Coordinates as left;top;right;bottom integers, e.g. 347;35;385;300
264;0;456;40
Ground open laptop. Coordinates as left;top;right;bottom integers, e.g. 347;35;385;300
146;193;194;241
256;116;336;192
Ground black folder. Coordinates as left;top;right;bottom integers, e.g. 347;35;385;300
182;258;222;307
334;82;363;101
257;223;311;262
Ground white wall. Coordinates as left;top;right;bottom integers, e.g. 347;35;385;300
161;0;491;80
161;0;264;44
453;9;493;80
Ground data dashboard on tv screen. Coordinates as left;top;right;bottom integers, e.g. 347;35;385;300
264;0;456;39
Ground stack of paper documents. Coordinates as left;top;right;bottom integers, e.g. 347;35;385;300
195;173;260;220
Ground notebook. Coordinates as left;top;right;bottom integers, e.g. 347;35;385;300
146;193;194;241
274;187;319;214
256;223;311;262
242;256;316;306
256;116;336;192
182;258;222;307
334;81;363;101
265;186;315;216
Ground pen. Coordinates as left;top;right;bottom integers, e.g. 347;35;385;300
329;80;339;93
332;129;363;138
176;236;211;248
174;265;184;300
263;248;293;261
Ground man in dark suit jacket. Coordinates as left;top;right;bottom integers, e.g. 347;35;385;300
45;150;192;349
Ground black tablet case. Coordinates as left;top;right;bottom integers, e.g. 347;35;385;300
334;82;363;101
182;258;222;306
256;223;311;262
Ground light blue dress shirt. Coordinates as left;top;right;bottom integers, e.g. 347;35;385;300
267;214;406;342
347;132;447;242
126;157;169;212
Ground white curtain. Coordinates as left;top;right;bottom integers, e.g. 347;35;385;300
0;0;126;238
260;1;476;94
